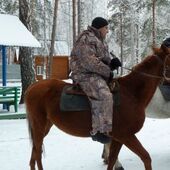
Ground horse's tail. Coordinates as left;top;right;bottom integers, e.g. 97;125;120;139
26;106;34;146
25;83;46;155
24;84;33;146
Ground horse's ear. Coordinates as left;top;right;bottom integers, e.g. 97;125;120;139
161;44;169;54
152;45;156;52
152;45;159;54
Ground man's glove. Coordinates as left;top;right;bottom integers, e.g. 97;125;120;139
110;57;122;70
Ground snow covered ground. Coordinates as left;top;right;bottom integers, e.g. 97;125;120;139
0;117;170;170
0;81;170;169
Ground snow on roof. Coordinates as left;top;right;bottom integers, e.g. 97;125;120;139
0;14;41;48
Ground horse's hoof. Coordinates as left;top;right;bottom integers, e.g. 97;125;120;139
115;167;124;170
103;159;108;164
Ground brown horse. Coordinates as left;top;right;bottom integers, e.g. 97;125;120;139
102;86;170;168
25;44;170;170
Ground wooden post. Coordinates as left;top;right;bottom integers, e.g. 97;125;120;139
1;46;7;86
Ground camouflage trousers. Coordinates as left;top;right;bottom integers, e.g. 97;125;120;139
78;75;113;134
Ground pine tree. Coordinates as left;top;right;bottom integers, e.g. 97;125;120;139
108;0;170;72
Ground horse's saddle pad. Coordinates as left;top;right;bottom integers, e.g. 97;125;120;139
60;85;90;111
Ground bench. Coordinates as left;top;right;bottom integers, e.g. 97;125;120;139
0;86;21;112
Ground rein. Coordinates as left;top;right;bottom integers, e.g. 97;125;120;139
122;54;170;81
122;66;163;79
163;54;170;81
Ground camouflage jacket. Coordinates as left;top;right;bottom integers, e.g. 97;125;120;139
70;26;111;81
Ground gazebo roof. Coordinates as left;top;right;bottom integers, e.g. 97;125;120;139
0;14;41;47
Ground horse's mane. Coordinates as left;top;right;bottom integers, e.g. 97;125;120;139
120;47;163;79
133;47;163;71
114;46;166;91
111;46;166;104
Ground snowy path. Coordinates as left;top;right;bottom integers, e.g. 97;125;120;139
0;118;170;170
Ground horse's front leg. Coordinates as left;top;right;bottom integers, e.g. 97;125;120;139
102;143;124;170
115;160;124;170
107;140;122;170
102;143;110;164
121;134;152;170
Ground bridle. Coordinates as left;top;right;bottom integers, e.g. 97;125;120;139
122;53;170;82
163;53;170;81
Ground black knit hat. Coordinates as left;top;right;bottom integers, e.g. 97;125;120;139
91;17;108;29
162;37;170;47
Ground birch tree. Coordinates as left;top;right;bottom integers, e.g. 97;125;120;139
72;0;77;44
48;0;59;78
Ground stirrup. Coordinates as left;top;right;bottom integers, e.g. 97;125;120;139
91;132;112;144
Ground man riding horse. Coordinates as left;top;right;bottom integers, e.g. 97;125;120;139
70;17;122;144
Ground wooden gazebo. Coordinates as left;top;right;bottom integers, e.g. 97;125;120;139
0;14;41;86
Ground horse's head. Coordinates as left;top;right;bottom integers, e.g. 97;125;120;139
154;37;170;81
152;41;170;57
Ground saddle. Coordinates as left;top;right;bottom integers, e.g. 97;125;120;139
64;84;86;96
60;80;120;112
60;84;90;111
